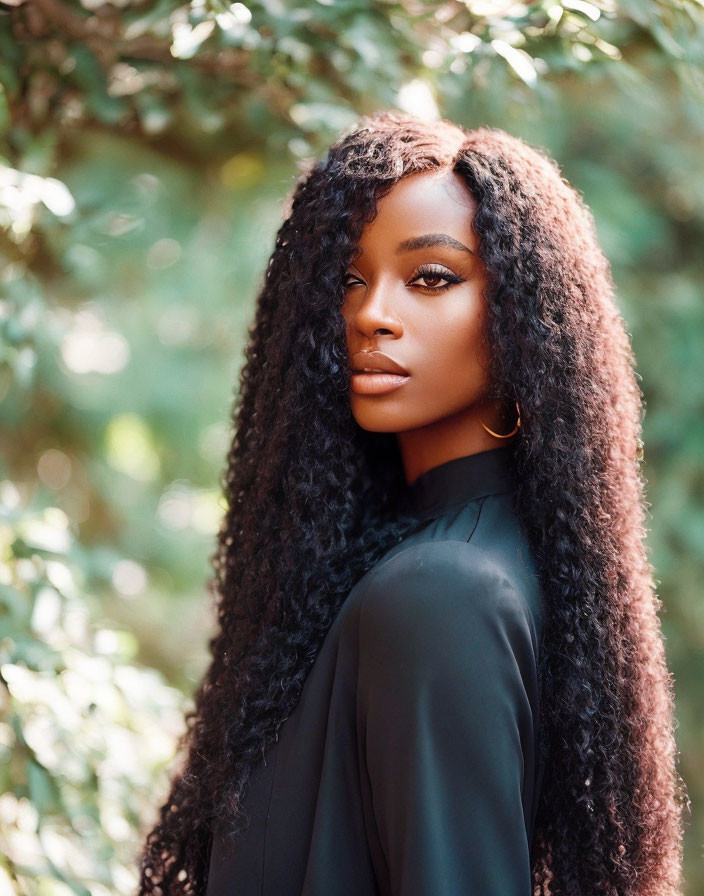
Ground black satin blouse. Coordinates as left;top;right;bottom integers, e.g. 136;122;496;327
205;444;545;895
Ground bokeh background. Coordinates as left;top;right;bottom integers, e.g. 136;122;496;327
1;1;702;893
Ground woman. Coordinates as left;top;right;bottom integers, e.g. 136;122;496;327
138;111;686;895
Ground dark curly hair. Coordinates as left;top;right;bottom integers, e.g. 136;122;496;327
137;110;687;895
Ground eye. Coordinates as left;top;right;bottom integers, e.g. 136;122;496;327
342;266;466;293
343;272;363;289
410;264;465;292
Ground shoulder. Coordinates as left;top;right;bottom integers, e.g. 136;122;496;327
356;539;530;626
354;540;536;675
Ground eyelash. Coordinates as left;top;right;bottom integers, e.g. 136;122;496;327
344;264;466;294
412;264;465;292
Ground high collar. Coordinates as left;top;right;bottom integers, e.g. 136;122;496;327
405;444;516;521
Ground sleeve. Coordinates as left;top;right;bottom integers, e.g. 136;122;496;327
355;539;537;896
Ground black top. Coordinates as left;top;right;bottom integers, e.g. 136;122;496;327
206;444;545;895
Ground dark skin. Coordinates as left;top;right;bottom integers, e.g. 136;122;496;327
341;168;518;486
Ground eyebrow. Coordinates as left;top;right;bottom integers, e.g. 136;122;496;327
396;233;475;255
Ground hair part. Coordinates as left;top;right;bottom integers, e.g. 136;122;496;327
138;109;687;896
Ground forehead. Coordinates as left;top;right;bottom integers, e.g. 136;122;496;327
355;169;477;253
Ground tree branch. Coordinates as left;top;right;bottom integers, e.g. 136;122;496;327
15;0;258;80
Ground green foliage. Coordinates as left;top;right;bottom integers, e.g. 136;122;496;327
1;0;702;165
1;1;703;893
0;493;186;895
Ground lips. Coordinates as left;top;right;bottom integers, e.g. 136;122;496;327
350;351;409;376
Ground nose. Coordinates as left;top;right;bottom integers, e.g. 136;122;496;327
345;278;402;339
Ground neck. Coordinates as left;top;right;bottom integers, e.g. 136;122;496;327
396;402;517;486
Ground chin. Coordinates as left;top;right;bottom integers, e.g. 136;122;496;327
350;406;432;434
351;396;482;435
358;423;401;434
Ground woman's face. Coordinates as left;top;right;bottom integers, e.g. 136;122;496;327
341;168;494;442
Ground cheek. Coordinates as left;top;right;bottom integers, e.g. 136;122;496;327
417;298;489;378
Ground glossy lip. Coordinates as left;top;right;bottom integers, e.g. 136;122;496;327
350;350;409;376
349;351;410;396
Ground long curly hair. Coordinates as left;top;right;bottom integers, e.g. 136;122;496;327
137;110;687;895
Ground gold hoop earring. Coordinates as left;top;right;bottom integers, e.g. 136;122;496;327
478;401;521;439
